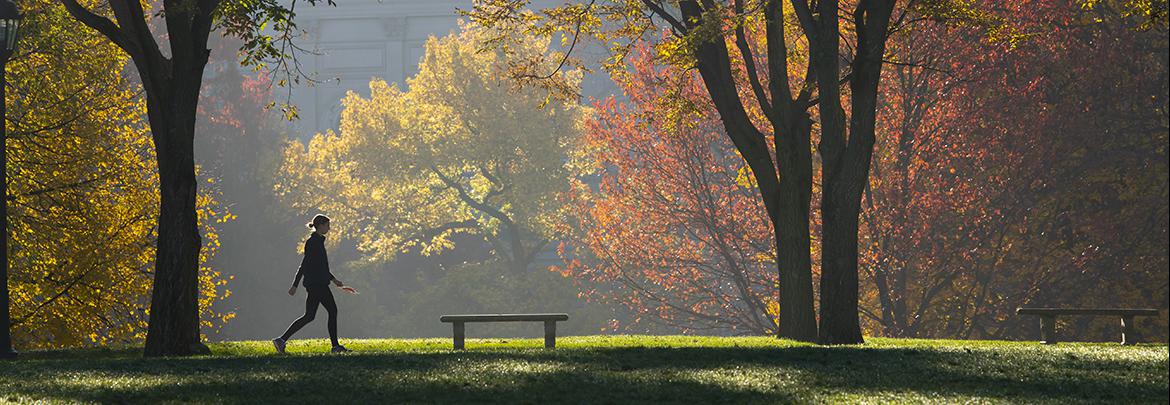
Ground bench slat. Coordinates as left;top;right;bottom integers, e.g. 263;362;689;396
1016;308;1160;316
440;313;569;323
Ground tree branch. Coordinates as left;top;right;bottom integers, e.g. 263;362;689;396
734;0;774;121
59;0;137;58
428;164;515;228
397;219;481;251
642;0;688;33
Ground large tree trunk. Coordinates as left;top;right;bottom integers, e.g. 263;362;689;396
141;29;212;357
680;0;818;341
816;0;894;345
801;0;860;345
143;106;206;356
690;39;818;342
819;178;866;344
774;115;818;342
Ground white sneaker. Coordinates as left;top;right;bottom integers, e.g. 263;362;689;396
331;344;350;353
272;338;287;354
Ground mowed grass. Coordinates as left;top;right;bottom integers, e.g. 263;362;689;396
1;336;1166;404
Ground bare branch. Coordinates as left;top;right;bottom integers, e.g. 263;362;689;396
514;0;596;81
642;0;688;33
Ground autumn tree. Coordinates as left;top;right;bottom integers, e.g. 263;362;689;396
5;0;232;349
855;0;1168;340
855;7;1006;337
277;25;583;274
934;1;1168;340
469;0;944;343
556;0;1167;341
56;0;329;355
560;42;780;334
562;20;958;337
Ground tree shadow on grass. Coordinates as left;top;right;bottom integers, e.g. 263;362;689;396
2;353;796;403
1;345;1165;403
544;345;1167;402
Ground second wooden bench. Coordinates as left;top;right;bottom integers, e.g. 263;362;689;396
439;313;569;349
1016;307;1159;345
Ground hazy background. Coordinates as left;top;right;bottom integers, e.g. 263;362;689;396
194;0;627;341
182;0;1168;343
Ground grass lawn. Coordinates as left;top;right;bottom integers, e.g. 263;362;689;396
1;336;1166;404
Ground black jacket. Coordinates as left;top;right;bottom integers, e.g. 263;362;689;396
293;232;333;288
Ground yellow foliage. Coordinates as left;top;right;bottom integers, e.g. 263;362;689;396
5;0;232;349
276;24;583;266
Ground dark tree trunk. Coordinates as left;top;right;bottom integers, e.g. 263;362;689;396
819;183;866;344
142;82;208;356
815;0;894;345
800;0;857;345
140;40;212;356
773;115;818;342
681;0;818;341
669;0;820;341
144;113;205;356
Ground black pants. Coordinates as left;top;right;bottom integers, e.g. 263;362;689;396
280;286;339;346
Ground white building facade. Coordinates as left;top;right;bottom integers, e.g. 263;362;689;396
284;0;615;137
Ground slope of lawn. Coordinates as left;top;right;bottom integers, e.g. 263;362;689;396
1;336;1166;404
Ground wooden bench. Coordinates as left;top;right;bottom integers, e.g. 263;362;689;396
439;313;569;349
1016;307;1160;345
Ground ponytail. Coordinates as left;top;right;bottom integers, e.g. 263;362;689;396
307;214;331;229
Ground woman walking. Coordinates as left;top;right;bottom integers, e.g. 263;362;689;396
273;214;355;354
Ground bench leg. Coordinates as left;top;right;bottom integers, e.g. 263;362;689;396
453;322;465;350
1040;315;1057;345
544;321;556;349
1121;316;1136;345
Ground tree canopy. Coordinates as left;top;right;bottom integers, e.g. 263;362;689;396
277;24;585;273
560;42;779;335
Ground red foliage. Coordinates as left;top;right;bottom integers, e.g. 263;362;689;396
559;44;780;334
565;1;1168;340
859;0;1168;340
